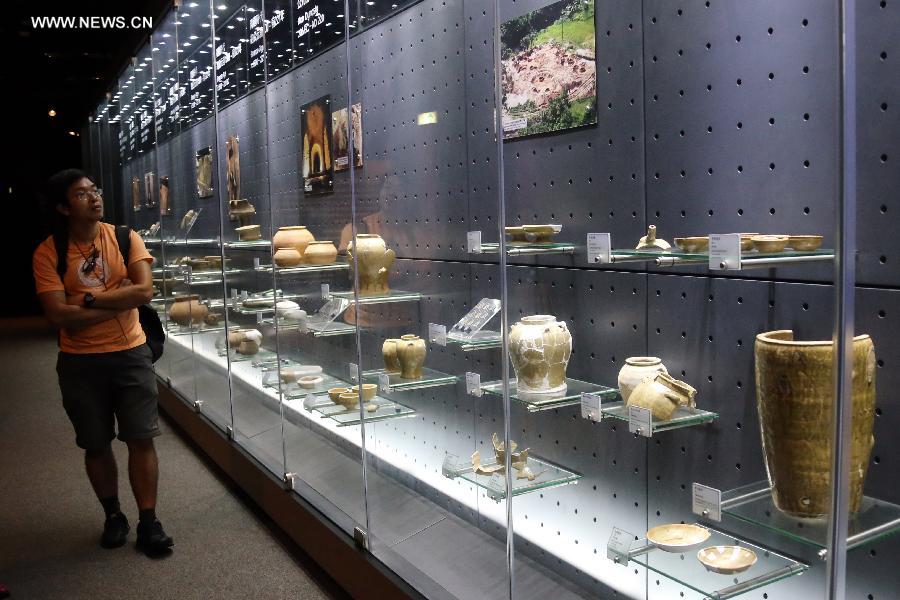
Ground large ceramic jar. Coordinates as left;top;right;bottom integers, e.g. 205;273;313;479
273;226;315;259
627;372;696;421
755;330;876;517
508;315;572;395
382;338;402;373
348;234;395;295
168;295;208;327
303;241;338;265
274;247;302;267
618;357;668;403
397;334;426;379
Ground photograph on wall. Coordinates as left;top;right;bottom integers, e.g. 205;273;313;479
143;172;157;208
301;95;334;195
131;176;142;212
225;135;242;201
500;0;597;140
160;176;171;215
332;103;363;172
195;146;213;198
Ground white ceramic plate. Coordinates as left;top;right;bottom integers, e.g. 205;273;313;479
697;545;758;574
646;524;710;553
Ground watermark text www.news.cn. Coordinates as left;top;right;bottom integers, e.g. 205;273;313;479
31;16;153;30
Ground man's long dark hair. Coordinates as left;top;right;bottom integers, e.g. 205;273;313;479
43;169;96;279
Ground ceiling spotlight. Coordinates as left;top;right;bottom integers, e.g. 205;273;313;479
48;109;57;117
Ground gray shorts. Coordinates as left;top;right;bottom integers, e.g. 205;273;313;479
57;344;161;451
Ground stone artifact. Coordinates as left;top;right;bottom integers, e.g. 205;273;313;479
755;330;876;517
382;339;402;373
646;524;710;553
273;226;315;259
697;546;757;575
618;357;668;403
508;315;572;396
348;234;395;295
303;241;338;265
635;225;671;251
397;334;426;380
274;247;303;267
168;295;208;327
235;225;261;241
627;372;697;421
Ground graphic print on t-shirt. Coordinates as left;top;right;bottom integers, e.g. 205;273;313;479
76;255;110;288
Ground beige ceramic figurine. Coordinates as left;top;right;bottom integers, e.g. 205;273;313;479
635;225;671;251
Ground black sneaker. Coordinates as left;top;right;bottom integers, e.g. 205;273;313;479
136;519;174;557
100;513;130;549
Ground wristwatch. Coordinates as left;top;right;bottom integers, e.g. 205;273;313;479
83;292;96;308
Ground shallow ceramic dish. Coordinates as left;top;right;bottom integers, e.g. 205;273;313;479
336;392;359;410
352;383;378;401
298;375;324;389
646;524;711;553
673;237;709;253
328;387;350;402
738;233;759;251
697;546;758;574
787;235;823;251
522;224;562;242
751;235;789;253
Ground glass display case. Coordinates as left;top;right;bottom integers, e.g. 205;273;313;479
82;1;900;599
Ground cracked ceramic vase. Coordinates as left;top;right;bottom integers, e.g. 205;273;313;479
508;315;572;396
382;339;402;374
618;357;668;403
755;330;876;517
348;234;395;296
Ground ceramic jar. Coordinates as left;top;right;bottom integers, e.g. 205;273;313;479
627;372;697;421
382;339;402;373
397;334;426;379
273;226;315;259
303;241;338;265
755;330;876;517
168;295;208;327
508;315;572;395
348;234;395;296
274;247;303;267
618;357;668;403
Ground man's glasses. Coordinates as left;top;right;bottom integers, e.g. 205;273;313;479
82;244;100;274
73;188;103;202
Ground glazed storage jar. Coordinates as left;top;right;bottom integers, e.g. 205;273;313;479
303;241;338;265
348;234;395;295
618;357;668;403
755;330;876;517
508;315;572;395
382;338;402;373
397;334;426;379
168;295;208;327
273;226;315;259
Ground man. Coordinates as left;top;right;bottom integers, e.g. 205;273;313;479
32;169;173;556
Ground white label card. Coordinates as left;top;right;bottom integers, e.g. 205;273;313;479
709;233;741;270
581;392;601;421
429;323;447;346
487;473;506;495
321;283;330;299
378;373;391;395
348;362;359;382
303;393;317;411
607;527;634;562
465;372;482;397
441;453;460;478
467;230;482;254
587;233;611;264
628;405;653;437
692;482;722;522
253;257;260;268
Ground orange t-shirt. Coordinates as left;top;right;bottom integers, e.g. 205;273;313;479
33;223;153;354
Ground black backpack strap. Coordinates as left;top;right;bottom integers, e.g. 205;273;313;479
115;225;131;269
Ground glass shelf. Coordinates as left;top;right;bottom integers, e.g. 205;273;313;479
477;242;575;256
216;348;278;364
446;330;502;351
267;372;349;398
600;402;719;433
256;262;349;274
480;378;619;412
444;454;581;501
306;396;415;426
721;482;900;553
608;248;834;270
222;239;272;249
361;368;459;392
612;525;807;600
258;317;357;337
164;322;228;336
328;289;422;305
144;238;221;246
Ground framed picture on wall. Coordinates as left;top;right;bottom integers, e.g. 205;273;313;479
195;146;214;198
131;176;142;212
225;134;241;201
144;172;157;208
160;176;171;216
332;102;363;172
301;95;334;195
500;0;597;140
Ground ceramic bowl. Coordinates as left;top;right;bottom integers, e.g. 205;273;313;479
352;383;378;402
738;233;759;251
646;524;710;553
328;387;350;402
336;392;360;410
697;546;758;574
673;237;709;253
298;375;324;389
751;235;789;253
280;369;298;383
787;235;823;251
